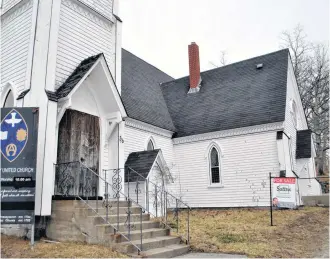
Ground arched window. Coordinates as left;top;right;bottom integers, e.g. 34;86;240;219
291;100;298;128
3;89;14;107
147;139;155;151
210;147;220;184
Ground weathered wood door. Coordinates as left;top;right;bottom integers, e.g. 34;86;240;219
55;109;100;197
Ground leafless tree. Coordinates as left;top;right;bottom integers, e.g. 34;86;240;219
209;50;228;68
280;25;329;175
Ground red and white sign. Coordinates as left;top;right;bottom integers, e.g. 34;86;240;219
272;177;296;209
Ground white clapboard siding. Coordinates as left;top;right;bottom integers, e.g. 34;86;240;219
284;60;298;173
124;125;174;169
171;131;279;208
2;0;22;13
284;56;309;173
55;0;115;89
297;158;321;197
1;0;33;94
79;0;113;20
284;56;321;199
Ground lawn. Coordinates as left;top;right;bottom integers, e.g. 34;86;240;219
1;207;328;258
1;235;127;258
169;206;329;258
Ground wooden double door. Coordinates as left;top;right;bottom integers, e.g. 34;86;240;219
55;109;100;197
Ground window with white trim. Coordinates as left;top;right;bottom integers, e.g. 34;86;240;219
147;139;154;150
210;147;220;184
3;90;14;107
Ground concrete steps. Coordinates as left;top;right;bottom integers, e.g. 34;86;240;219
96;220;161;233
141;244;190;258
88;213;150;224
75;207;142;216
117;236;182;253
120;228;170;241
47;199;190;258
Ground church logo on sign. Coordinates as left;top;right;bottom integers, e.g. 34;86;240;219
1;109;28;162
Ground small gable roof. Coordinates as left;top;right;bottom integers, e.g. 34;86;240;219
124;149;160;182
55;54;102;99
121;49;176;132
161;49;289;137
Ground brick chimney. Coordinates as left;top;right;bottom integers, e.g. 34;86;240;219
188;42;201;93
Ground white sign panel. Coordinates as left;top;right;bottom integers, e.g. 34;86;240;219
272;177;296;209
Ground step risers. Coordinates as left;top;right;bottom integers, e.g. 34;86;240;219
52;200;133;210
142;244;190;258
49;200;190;258
75;207;142;216
92;228;170;245
118;228;170;242
80;200;133;208
89;213;150;225
118;236;181;254
96;220;161;233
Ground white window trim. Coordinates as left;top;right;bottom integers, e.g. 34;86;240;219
145;136;157;150
205;141;223;187
1;82;17;107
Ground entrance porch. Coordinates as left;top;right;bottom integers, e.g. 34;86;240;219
48;54;127;207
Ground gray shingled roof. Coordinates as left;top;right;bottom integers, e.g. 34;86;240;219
160;49;289;137
16;89;30;100
121;49;176;131
55;54;102;99
124;149;160;182
296;129;312;158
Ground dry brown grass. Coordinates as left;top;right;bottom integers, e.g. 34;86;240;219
1;235;127;258
169;207;329;258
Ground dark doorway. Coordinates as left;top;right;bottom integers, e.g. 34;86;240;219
55;109;100;197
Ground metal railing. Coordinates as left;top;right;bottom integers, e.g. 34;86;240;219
54;161;191;254
121;166;191;244
54;161;143;254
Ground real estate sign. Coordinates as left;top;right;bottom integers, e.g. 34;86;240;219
272;177;296;209
1;108;38;224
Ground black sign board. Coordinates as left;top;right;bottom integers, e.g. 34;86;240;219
1;108;38;224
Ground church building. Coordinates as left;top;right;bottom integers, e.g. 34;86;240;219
1;0;321;252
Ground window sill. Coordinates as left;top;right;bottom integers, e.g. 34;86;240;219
208;184;224;188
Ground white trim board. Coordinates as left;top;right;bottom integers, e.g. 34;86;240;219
173;122;284;145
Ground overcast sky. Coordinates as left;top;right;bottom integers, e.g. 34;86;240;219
119;0;329;78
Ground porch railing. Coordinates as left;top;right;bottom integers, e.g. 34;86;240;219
105;166;191;244
54;161;143;254
54;161;191;254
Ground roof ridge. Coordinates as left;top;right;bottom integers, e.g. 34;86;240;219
128;149;161;155
160;48;289;86
122;48;174;80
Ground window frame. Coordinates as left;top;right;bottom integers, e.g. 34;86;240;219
146;136;156;151
206;143;223;187
147;139;154;151
1;83;17;108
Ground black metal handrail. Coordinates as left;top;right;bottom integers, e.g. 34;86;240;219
54;161;191;252
124;166;191;244
54;161;143;254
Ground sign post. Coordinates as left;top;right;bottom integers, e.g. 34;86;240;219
269;173;273;226
1;108;38;248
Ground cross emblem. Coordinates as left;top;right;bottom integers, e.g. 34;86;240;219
5;113;22;127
